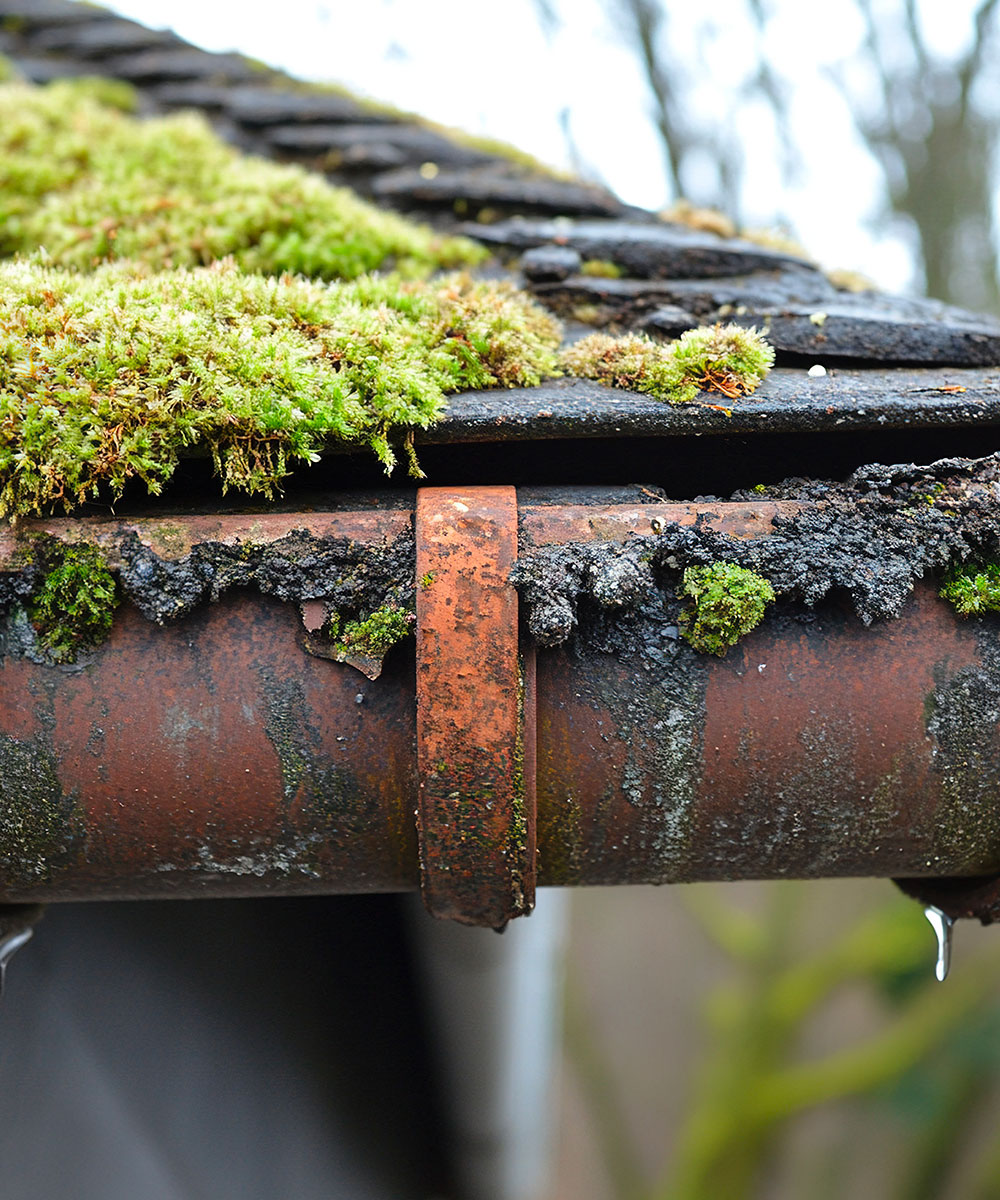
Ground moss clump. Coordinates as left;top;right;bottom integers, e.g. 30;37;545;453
27;541;120;663
580;259;623;279
0;78;484;278
326;603;415;659
0;261;561;517
826;267;876;293
561;332;678;397
660;201;737;239
738;226;815;262
940;562;1000;616
56;75;139;113
677;562;775;656
664;323;776;403
561;323;774;406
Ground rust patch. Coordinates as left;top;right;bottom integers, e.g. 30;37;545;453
0;595;419;902
520;500;793;547
415;487;534;926
696;586;1000;880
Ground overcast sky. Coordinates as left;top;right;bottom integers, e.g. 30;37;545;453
103;0;989;295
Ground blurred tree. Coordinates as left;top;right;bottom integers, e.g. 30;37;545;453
603;0;796;226
562;0;1000;312
830;0;1000;312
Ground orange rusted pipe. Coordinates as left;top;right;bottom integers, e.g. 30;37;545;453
1;491;998;923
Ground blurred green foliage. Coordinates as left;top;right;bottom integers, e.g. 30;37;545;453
566;884;1000;1200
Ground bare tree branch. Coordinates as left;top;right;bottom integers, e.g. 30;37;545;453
612;0;685;198
597;0;1000;310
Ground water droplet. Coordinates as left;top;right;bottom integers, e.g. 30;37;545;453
0;927;33;1000
924;905;954;982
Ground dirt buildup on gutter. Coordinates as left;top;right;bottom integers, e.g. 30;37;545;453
512;452;1000;650
0;523;417;670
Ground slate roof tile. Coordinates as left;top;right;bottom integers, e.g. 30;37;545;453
0;0;115;25
30;17;181;56
99;47;260;82
3;0;1000;455
0;0;620;220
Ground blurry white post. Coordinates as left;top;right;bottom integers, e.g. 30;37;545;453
408;890;570;1200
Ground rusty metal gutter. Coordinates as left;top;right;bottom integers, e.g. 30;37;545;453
2;487;1000;927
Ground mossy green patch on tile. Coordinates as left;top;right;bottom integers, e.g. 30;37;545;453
561;323;774;406
0;260;561;517
0;77;485;278
579;259;623;279
26;539;119;663
324;603;414;661
940;562;1000;616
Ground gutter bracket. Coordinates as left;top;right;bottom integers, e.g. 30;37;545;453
415;487;536;928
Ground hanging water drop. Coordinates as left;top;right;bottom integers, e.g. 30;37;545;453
0;928;32;999
924;905;955;982
0;905;44;1001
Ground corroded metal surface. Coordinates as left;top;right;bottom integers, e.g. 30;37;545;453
520;499;795;546
0;510;413;566
895;874;1000;924
533;585;1000;887
2;496;1000;916
0;594;419;901
415;487;533;927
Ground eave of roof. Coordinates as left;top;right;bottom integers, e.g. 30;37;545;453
3;0;1000;487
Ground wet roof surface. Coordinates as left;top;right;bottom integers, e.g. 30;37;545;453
427;369;1000;444
3;0;1000;453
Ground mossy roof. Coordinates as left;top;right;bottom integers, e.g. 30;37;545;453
0;0;622;223
2;0;1000;518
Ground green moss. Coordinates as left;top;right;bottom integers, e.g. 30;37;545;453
27;540;120;663
0;77;485;277
738;225;815;262
939;562;1000;616
325;603;415;659
561;323;774;406
580;259;624;279
826;266;876;293
677;562;775;656
660;201;737;239
57;75;139;113
662;323;775;403
0;261;562;517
